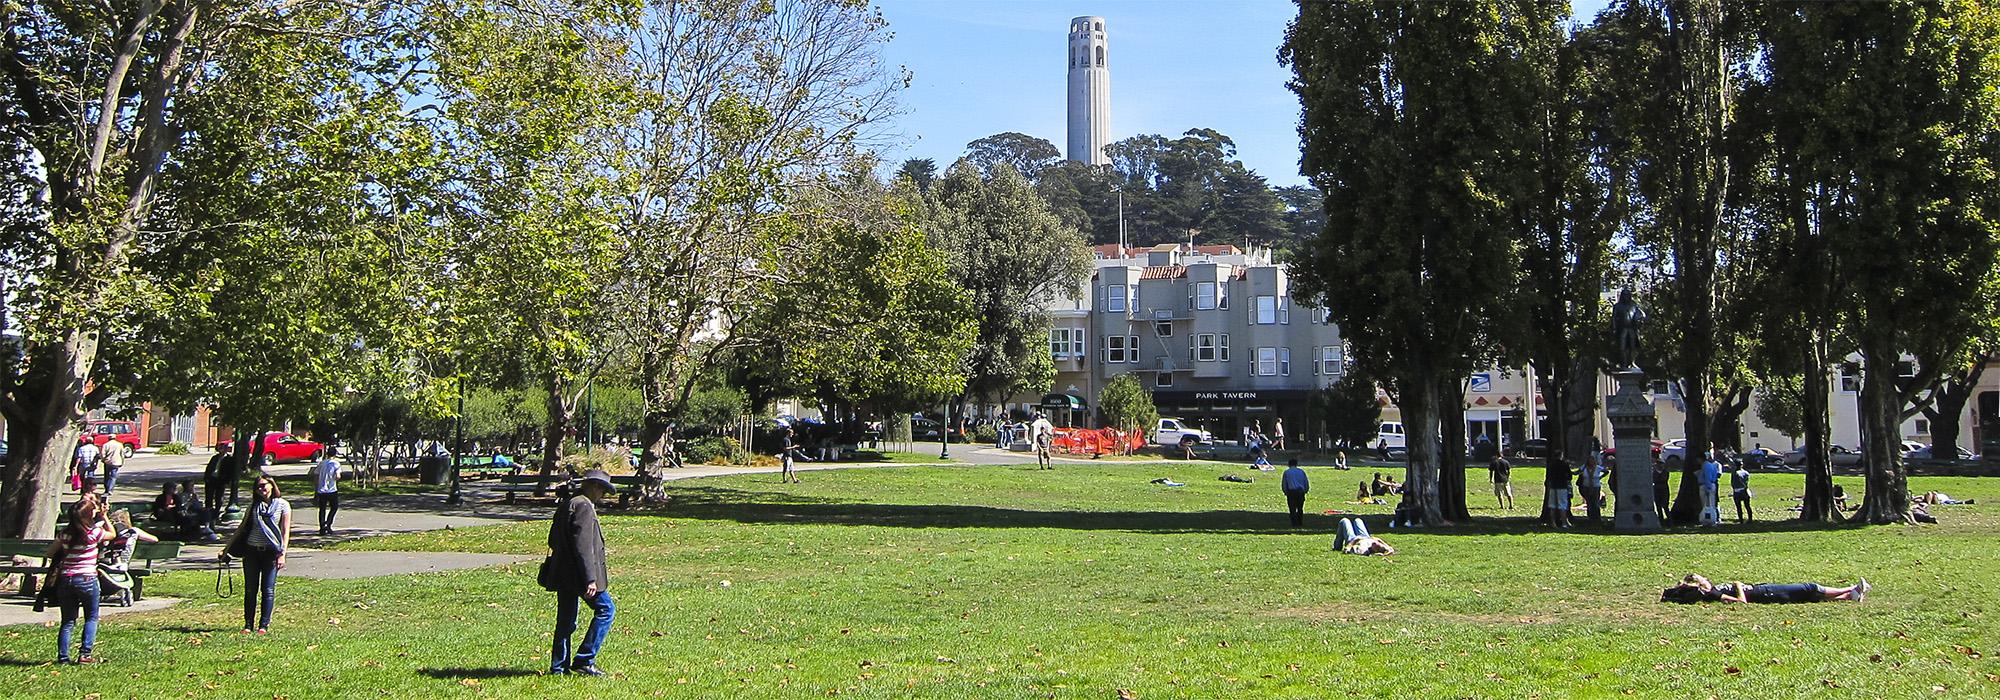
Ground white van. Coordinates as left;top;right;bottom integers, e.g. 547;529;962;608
1376;421;1406;449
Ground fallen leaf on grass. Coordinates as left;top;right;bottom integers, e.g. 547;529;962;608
1117;690;1138;700
1724;666;1742;675
458;679;480;687
935;657;955;664
1953;645;1983;659
1870;654;1883;662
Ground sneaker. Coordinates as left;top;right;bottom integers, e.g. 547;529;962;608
75;656;101;664
240;629;254;634
570;665;606;677
1856;578;1870;602
256;628;269;635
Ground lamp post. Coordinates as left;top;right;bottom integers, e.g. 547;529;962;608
447;378;465;506
940;401;951;459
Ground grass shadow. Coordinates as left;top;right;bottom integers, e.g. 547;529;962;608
417;667;539;680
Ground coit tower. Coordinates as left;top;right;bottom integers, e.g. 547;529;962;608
1066;16;1111;166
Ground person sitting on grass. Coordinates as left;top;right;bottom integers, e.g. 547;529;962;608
1332;517;1394;556
1355;480;1372;503
1660;574;1868;604
1370;472;1402;496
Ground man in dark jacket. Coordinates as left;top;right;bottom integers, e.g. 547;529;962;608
549;469;615;676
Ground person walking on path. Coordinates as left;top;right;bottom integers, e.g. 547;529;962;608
1699;449;1723;526
47;493;113;664
778;425;804;484
1488;455;1513;510
99;438;125;496
1730;463;1754;523
1272;419;1286;451
1543;456;1574;528
1031;413;1055;470
312;454;341;535
203;443;233;520
549;470;616;677
221;476;290;634
1281;458;1310;527
1579;453;1606;523
72;437;99;492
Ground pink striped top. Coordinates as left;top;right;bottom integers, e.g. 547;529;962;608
58;526;106;576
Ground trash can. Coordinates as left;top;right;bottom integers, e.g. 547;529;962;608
418;455;449;485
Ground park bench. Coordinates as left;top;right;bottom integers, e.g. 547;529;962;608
495;473;647;505
456;455;523;480
0;538;181;606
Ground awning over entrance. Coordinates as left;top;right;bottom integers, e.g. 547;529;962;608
1041;393;1088;428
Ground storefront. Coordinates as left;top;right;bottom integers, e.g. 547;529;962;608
1151;389;1313;445
1041;393;1090;429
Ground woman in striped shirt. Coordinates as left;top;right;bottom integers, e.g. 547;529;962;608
46;493;114;663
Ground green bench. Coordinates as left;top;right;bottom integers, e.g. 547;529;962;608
457;455;524;480
495;473;646;505
0;538;182;606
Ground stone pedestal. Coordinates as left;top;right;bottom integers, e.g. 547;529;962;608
1607;371;1662;532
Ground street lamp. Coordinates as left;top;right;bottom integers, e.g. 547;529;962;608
940;401;951;460
447;377;465;506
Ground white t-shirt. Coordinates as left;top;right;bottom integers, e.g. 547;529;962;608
245;498;291;550
76;442;100;466
314;459;341;494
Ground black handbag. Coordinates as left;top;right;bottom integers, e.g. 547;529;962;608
537;556;559;592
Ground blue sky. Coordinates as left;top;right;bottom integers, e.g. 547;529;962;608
874;0;1616;188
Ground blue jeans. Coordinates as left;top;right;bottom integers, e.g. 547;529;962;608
552;590;615;672
1336;517;1371;548
102;466;120;495
242;548;279;630
57;574;100;661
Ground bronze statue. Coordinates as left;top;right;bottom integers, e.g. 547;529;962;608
1611;288;1646;371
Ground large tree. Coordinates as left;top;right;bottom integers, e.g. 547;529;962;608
1283;0;1561;525
1;0;423;536
963;132;1062;181
925;161;1092;410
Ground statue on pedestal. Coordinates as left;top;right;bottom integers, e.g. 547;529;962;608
1611;288;1647;372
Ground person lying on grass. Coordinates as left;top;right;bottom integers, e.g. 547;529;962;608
1659;574;1868;604
1331;517;1395;556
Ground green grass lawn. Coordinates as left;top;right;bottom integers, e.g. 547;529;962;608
3;464;1996;698
848;450;954;464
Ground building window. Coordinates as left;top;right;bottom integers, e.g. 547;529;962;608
1127;335;1138;362
1218;281;1230;309
1154;321;1172;337
1157;372;1173;388
1915;418;1930;435
1195;333;1218;362
1220;333;1230;361
1280;297;1291;324
1194;282;1216;310
1255;295;1278;324
1106;284;1126;313
1280;347;1291;376
1839;364;1860;393
1050;328;1070;359
1095;45;1104;67
1256;347;1279;376
1318;345;1342;375
1105;335;1126;363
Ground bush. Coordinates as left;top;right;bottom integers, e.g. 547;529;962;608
558;446;632;475
971;423;998;444
685;436;751;465
157;441;191;455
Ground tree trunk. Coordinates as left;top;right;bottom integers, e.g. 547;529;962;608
1669;375;1712;524
538;373;576;494
0;331;101;538
1436;374;1469;522
1920;355;1985;459
1397;375;1445;526
1799;336;1836;521
1857;340;1911;524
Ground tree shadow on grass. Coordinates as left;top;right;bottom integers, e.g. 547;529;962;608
417;667;539;680
624;485;1882;537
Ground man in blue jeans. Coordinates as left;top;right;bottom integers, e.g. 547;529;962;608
549;470;616;676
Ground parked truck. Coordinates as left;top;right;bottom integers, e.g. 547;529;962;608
1152;418;1214;447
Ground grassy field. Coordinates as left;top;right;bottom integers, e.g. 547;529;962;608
3;463;1996;699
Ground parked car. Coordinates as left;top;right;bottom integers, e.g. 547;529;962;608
1737;447;1787;470
1507;438;1550;460
1781;444;1862;467
909;417;963;443
258;432;326;463
1152;418;1213;447
1905;444;1974;461
87;420;142;458
1375;421;1406;449
1601;440;1664;468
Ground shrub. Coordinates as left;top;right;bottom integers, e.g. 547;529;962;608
157;441;191;455
685;436;751;465
558;446;632;475
970;424;998;444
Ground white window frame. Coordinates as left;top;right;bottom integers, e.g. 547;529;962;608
1220;333;1230;362
1157;372;1174;388
1106;284;1127;313
1280;347;1292;376
1196;333;1217;362
1050;328;1070;359
1255;295;1278;325
1218;280;1230;309
1194;282;1217;310
1256;347;1279;376
1127;335;1139;363
1319;345;1341;375
1104;335;1126;363
1279;297;1291;324
1071;333;1085;359
1838;365;1860;393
